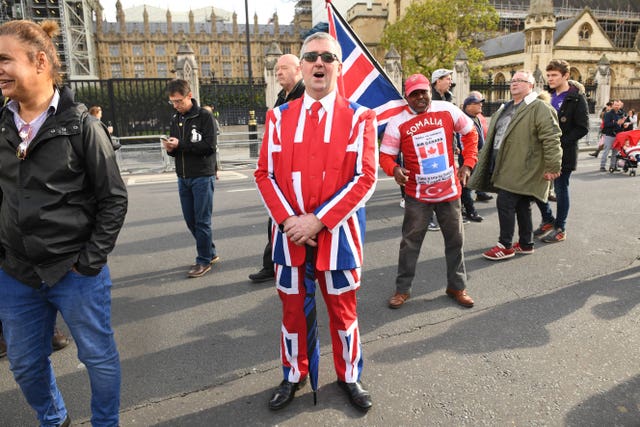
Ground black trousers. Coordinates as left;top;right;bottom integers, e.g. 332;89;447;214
496;189;534;249
261;218;275;273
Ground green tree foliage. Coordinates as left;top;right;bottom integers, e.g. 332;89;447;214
382;0;499;77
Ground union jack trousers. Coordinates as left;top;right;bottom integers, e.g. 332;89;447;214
276;262;363;383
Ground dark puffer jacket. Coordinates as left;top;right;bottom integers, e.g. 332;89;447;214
554;80;589;171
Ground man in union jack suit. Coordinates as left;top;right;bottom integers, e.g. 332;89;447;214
379;73;478;310
255;32;377;412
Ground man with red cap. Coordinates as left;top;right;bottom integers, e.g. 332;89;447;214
379;73;478;309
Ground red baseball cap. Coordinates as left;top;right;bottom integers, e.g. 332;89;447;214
404;74;431;97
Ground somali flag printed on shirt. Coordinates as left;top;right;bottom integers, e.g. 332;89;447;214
416;129;447;173
412;127;458;202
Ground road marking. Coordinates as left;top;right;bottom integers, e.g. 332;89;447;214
126;177;176;186
228;188;256;193
126;170;392;186
126;170;250;186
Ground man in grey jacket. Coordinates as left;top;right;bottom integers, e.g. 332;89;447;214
468;70;562;261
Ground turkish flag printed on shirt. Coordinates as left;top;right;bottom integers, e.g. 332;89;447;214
398;111;460;202
421;177;457;200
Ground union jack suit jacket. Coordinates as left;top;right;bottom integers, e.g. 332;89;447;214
255;93;378;271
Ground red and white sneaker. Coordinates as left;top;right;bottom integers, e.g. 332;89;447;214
533;222;554;239
541;228;566;243
513;242;535;254
483;243;515;260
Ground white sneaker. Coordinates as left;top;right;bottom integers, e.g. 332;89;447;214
427;222;440;232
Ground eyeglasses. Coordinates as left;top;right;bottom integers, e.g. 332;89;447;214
16;124;32;160
168;96;189;106
301;51;340;63
510;79;531;84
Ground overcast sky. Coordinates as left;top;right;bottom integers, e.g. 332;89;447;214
100;0;297;23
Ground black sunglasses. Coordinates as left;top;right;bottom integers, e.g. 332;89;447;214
301;51;340;63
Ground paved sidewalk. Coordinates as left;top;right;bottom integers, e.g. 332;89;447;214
115;156;640;426
1;154;638;426
114;259;640;427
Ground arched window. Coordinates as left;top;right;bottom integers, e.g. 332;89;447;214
569;67;581;82
579;23;592;41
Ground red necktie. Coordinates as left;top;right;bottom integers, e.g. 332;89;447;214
309;101;322;127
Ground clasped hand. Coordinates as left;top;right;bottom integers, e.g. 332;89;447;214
282;214;324;247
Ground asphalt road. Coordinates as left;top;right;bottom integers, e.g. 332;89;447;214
1;153;639;426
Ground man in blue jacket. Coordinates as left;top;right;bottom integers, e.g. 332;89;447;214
599;99;626;172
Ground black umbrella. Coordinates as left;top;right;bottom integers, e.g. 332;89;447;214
304;246;320;404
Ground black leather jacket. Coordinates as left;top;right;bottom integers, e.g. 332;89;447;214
0;86;128;288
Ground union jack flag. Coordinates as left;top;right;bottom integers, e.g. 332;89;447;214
326;0;406;133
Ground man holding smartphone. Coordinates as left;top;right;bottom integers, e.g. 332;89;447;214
163;79;219;278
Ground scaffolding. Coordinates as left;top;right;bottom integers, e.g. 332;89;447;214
490;0;640;49
0;0;98;79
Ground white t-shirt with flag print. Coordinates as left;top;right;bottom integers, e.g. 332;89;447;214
380;100;475;203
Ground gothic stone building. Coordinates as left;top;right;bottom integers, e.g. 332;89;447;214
479;0;640;90
94;1;312;80
347;0;640;90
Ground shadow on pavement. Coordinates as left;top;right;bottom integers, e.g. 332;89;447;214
565;374;640;426
151;382;368;427
370;264;640;360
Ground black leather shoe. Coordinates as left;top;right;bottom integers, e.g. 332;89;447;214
337;380;372;412
466;212;483;222
58;415;71;427
268;377;307;410
249;268;274;283
52;328;70;352
475;193;493;202
0;334;6;358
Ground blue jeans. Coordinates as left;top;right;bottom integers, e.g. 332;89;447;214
178;175;217;265
535;170;572;230
0;267;120;427
600;135;617;169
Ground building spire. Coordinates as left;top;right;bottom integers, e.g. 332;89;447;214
528;0;554;16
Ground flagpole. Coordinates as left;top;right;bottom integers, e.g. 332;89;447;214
245;0;259;158
244;0;254;108
325;0;398;91
325;0;407;133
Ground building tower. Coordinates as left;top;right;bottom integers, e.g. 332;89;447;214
523;0;556;73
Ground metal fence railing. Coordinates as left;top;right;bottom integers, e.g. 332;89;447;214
114;135;173;174
113;128;263;174
68;78;268;138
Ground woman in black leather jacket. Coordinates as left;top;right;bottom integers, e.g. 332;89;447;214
0;19;127;426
